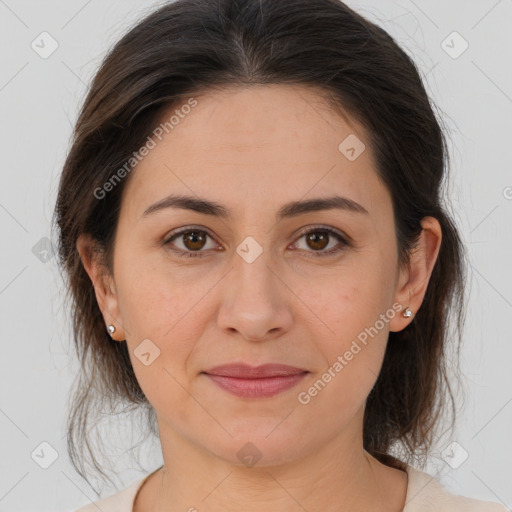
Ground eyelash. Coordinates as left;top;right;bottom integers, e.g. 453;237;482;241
163;225;350;259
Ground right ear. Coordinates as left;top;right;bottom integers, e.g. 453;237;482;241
76;233;125;340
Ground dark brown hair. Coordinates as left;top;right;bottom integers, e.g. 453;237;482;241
53;0;467;489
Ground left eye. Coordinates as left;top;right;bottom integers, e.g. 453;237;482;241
292;226;348;256
163;226;349;258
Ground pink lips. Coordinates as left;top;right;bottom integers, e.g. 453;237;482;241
202;363;308;398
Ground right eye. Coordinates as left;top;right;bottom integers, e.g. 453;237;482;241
163;227;220;258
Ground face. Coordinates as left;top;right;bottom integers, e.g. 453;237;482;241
80;84;438;467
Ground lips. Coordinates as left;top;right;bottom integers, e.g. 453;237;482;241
202;363;309;398
203;363;308;378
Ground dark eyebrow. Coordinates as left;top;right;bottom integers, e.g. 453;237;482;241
141;193;369;220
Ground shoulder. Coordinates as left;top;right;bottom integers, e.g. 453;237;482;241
404;465;510;512
71;474;149;512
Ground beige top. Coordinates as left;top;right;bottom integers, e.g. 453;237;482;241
73;464;509;512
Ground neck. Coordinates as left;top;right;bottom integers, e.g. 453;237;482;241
149;423;408;512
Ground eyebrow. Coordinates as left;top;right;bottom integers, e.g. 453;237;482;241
141;193;369;221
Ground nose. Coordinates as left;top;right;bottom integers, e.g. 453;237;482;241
216;246;294;342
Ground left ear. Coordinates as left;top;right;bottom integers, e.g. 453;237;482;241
389;216;442;332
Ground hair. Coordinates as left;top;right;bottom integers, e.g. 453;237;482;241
53;0;468;489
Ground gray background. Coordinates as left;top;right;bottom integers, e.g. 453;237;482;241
0;0;511;510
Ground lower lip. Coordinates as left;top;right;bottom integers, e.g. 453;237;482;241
204;373;308;398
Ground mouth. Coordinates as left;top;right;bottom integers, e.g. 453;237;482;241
201;363;309;398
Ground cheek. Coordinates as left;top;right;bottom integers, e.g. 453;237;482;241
298;281;391;418
115;256;215;378
298;259;394;387
116;266;204;414
114;248;194;334
301;261;391;338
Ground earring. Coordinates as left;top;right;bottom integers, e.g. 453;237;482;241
402;289;414;318
402;307;413;318
107;323;125;342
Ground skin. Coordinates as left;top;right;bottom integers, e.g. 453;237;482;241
77;84;442;512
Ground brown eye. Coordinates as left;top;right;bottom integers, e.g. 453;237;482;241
182;230;207;250
164;228;218;258
305;231;329;251
293;226;349;257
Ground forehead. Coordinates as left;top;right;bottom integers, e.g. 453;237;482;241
120;84;391;222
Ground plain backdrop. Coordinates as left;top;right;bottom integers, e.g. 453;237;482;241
0;0;511;510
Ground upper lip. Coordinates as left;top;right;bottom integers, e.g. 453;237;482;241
203;363;308;378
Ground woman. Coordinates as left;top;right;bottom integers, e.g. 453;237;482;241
54;0;508;511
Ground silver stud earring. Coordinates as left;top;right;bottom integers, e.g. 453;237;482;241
401;289;414;318
402;307;413;318
107;324;116;335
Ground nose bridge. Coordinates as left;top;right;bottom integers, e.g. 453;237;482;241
230;234;278;304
